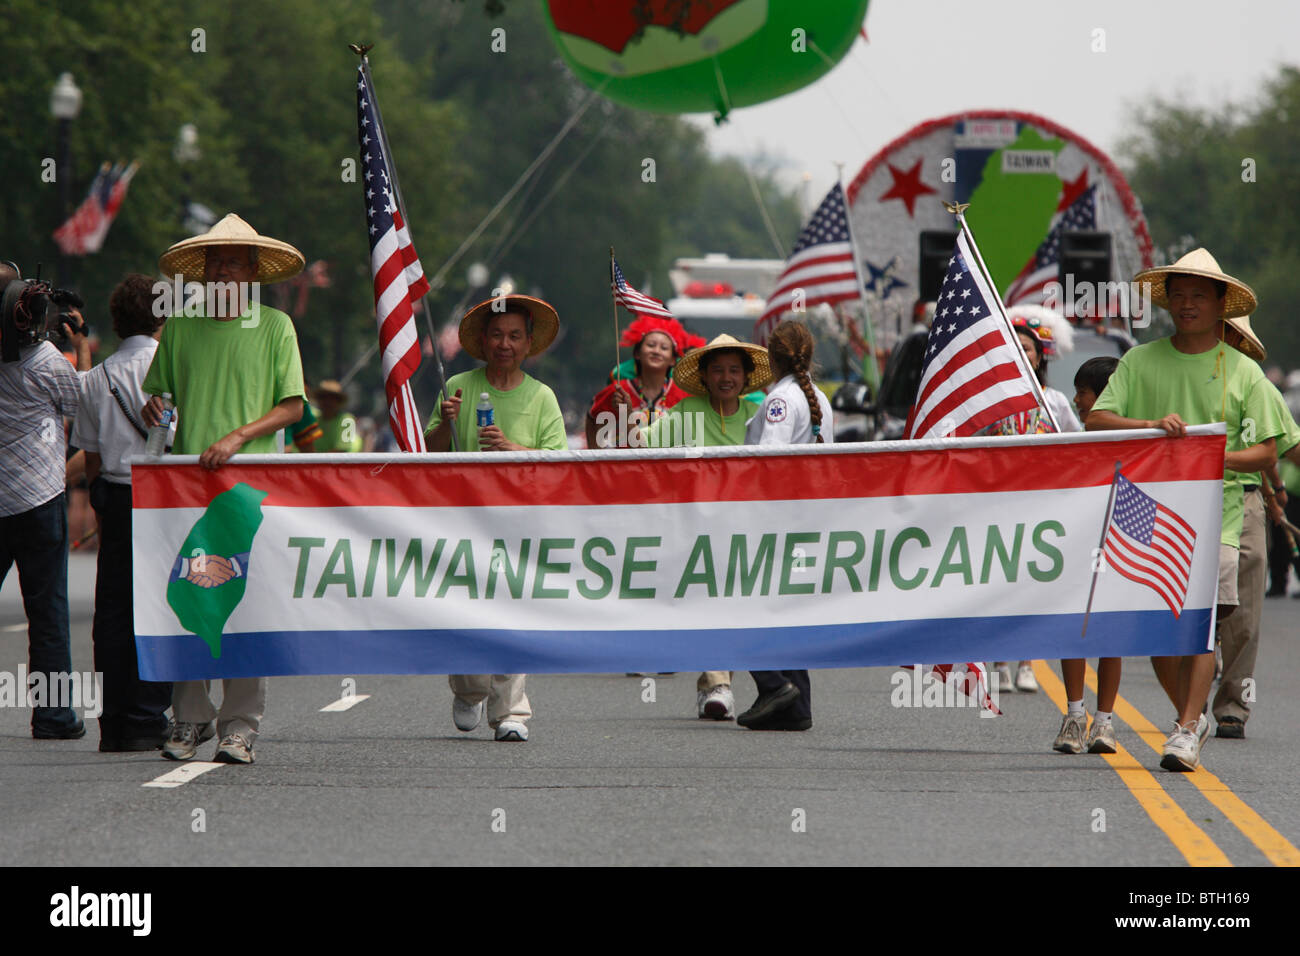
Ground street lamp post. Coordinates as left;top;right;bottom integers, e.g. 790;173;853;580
174;123;201;235
49;72;82;286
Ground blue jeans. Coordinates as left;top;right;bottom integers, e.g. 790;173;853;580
0;493;80;734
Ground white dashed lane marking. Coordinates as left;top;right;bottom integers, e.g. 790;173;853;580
142;762;224;789
319;694;371;713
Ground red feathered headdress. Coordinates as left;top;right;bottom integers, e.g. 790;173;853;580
620;315;688;356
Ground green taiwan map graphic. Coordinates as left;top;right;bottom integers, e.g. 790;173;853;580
964;127;1066;293
166;482;268;658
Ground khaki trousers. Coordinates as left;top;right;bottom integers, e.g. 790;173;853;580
172;678;267;743
1214;489;1265;723
697;671;733;692
449;674;531;727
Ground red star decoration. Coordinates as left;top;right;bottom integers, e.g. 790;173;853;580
1057;169;1089;212
878;158;937;218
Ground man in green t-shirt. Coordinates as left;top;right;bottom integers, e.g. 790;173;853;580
1088;249;1280;772
142;214;308;766
425;295;566;742
1214;317;1298;740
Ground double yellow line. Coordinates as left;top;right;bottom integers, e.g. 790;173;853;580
1033;660;1299;867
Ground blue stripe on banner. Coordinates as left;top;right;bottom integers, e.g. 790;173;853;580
135;609;1212;681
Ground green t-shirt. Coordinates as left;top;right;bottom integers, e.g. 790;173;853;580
317;411;362;453
427;367;567;452
642;394;760;448
1092;337;1284;546
1265;383;1300;458
142;304;305;456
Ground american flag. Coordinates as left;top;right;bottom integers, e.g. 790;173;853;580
906;663;1002;715
357;65;429;453
1103;473;1197;617
612;259;674;320
755;183;859;342
1003;184;1097;307
53;161;138;255
905;231;1040;439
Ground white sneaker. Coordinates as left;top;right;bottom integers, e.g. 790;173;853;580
1195;712;1210;747
453;697;485;732
995;664;1014;694
701;684;734;720
494;719;528;742
1160;722;1200;772
1085;718;1118;755
1015;664;1039;693
1052;712;1087;754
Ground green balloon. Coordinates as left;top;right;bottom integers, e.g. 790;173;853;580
545;0;870;117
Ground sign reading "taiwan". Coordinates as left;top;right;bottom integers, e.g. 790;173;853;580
131;428;1225;681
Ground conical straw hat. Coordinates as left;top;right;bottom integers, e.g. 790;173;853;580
458;294;559;361
158;213;305;285
672;333;772;397
1133;248;1256;319
1223;314;1267;362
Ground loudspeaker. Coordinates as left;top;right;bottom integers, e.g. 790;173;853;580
1059;231;1112;287
918;230;958;302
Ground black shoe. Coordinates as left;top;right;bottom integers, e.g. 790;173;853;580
1266;587;1286;598
736;682;800;727
749;713;812;732
32;720;86;740
1215;716;1245;739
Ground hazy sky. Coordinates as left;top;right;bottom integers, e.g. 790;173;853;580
692;0;1300;206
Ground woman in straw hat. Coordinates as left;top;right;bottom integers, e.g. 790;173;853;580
641;333;772;720
141;213;307;765
735;320;833;732
585;315;693;449
424;295;566;743
1086;248;1285;772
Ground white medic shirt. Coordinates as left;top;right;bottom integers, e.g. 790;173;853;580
71;335;165;485
744;373;835;446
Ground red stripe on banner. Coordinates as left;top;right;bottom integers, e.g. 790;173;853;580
131;433;1228;510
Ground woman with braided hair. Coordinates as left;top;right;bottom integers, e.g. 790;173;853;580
736;320;834;731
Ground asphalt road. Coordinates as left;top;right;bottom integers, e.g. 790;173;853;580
2;552;1297;866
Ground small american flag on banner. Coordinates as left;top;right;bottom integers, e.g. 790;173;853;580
357;64;429;453
1103;473;1197;617
1003;184;1097;307
612;259;675;320
755;183;859;342
53;161;138;255
905;231;1040;439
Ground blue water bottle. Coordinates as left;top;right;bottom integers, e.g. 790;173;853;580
476;392;494;428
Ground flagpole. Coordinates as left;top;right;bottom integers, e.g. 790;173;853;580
609;247;622;379
836;164;881;393
1081;461;1122;639
355;48;456;450
946;201;1060;432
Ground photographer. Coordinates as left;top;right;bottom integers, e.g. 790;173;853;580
71;274;172;751
0;262;93;739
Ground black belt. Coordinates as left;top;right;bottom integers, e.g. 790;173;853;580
1241;484;1260;493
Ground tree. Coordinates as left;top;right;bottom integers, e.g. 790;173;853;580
1119;66;1300;368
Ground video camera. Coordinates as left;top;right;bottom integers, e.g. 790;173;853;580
0;269;85;362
